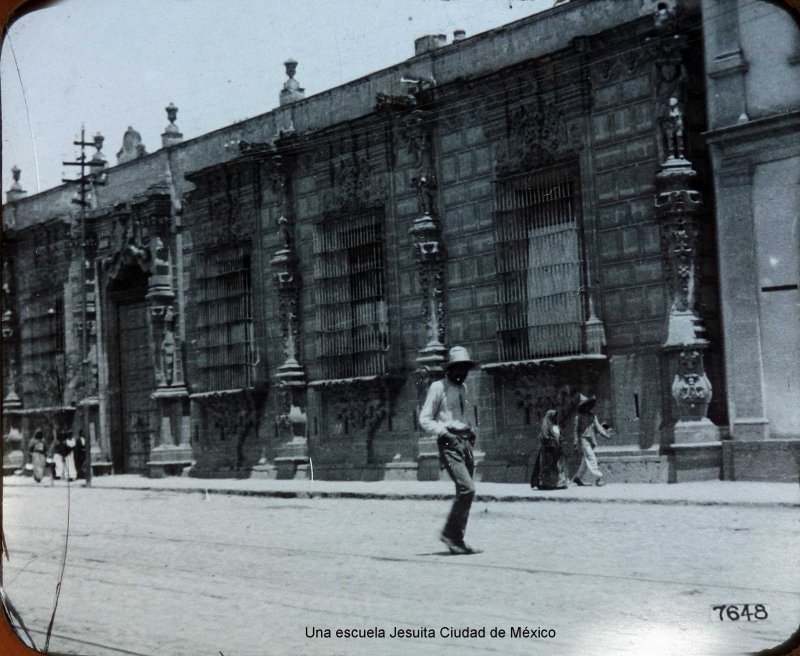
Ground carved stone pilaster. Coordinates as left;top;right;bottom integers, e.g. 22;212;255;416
402;107;448;374
654;91;716;441
260;145;309;472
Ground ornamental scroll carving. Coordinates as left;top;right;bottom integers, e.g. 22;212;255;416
328;152;387;212
496;102;583;176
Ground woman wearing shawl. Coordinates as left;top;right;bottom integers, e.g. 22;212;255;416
530;409;569;490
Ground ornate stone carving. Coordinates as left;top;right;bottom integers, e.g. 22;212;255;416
328;152;387;212
649;33;689;101
375;91;416;114
318;376;403;453
488;362;595;423
116;126;147;164
663;97;686;161
655;104;704;342
590;48;647;86
192;390;260;471
207;190;244;246
103;208;151;279
496;102;583;176
653;82;715;436
671;349;712;422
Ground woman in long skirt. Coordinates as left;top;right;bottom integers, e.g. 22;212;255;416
29;430;48;483
530;409;569;490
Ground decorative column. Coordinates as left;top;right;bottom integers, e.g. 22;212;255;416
265;147;309;479
143;194;192;477
2;270;24;474
655;96;716;444
405;107;447;374
377;81;448;479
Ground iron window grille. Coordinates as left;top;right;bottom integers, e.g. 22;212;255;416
20;295;66;402
494;163;586;361
314;207;389;380
194;244;254;391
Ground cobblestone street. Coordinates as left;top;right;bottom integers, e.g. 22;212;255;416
2;482;798;655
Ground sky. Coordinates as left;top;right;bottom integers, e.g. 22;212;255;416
1;0;553;196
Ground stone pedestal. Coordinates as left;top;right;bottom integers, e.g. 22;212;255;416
673;418;719;444
147;386;193;478
417;435;441;481
668;441;723;482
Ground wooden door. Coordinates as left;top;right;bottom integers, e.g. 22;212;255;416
117;301;154;473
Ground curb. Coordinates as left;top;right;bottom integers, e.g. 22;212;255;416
6;481;797;508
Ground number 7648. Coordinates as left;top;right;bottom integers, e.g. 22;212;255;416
712;604;768;621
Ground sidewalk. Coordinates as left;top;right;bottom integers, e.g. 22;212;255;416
4;473;799;507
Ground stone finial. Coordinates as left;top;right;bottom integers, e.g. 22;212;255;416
162;103;183;148
279;59;305;106
91;133;108;167
6;166;27;203
414;34;447;56
117;126;147;164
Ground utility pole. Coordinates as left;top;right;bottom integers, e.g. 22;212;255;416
62;126;105;487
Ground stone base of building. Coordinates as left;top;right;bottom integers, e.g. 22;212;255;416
595;446;672;483
3;450;24;476
309;463;419;481
673;419;721;444
666;442;723;482
480;461;524;484
147;445;194;478
722;439;800;482
187;466;252;479
91;461;114;476
273;457;312;480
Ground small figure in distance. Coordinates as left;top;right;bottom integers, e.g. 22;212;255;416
419;346;481;555
572;395;612;487
29;429;48;483
530;409;569;490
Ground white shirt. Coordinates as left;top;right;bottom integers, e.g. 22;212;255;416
419;377;472;437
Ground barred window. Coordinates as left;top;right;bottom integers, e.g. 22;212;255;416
314;208;389;379
494;164;586;361
194;244;254;391
20;295;66;402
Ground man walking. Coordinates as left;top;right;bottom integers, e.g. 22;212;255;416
419;346;480;555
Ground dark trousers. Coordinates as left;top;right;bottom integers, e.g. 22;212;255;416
441;441;476;543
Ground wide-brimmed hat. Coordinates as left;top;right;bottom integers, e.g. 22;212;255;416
444;346;477;369
576;393;596;411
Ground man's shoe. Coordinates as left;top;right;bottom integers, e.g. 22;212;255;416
440;534;468;555
572;477;585;486
460;542;482;555
596;478;606;487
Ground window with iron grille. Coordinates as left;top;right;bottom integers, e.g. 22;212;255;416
314;208;389;379
194;244;254;391
20;295;66;403
494;163;586;361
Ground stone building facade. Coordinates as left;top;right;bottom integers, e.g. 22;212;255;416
702;0;800;480
3;0;797;482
